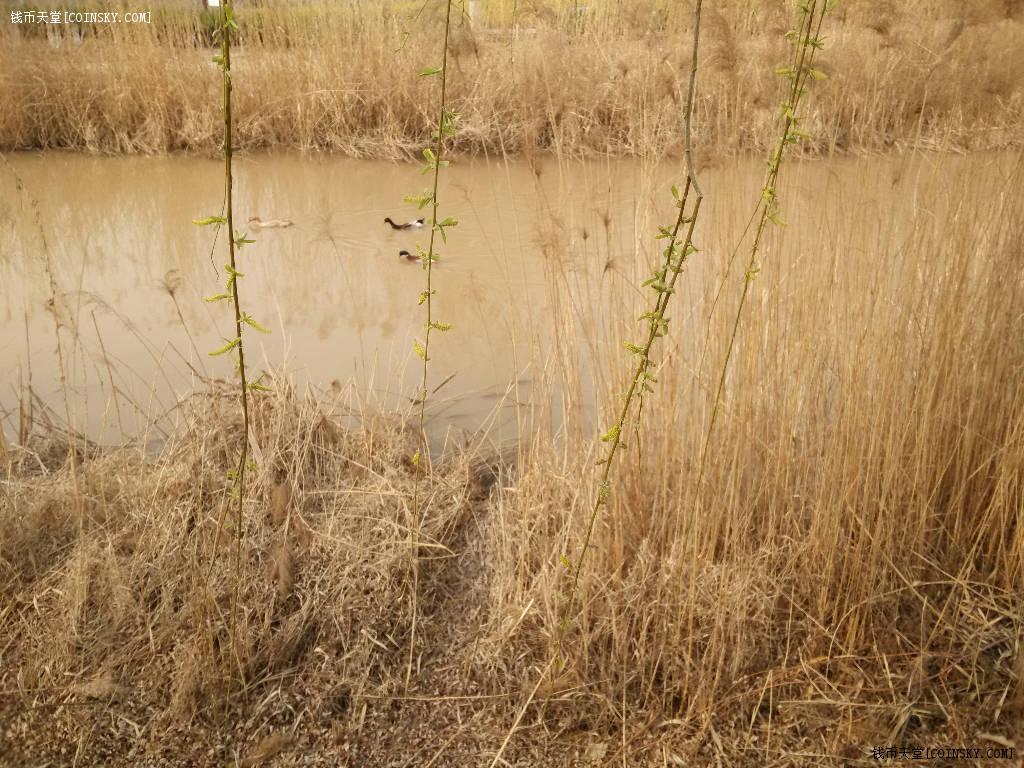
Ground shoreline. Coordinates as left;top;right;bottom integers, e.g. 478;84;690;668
2;5;1021;159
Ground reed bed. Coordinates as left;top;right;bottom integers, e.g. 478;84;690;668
488;153;1024;763
0;0;1022;157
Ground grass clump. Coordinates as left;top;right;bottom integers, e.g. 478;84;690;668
0;382;492;764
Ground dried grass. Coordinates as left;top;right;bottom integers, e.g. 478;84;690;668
0;384;495;763
0;0;1021;157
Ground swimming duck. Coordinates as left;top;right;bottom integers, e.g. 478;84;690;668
385;217;425;231
399;249;421;263
248;216;294;229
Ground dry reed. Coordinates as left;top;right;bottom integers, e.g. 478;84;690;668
0;0;1021;158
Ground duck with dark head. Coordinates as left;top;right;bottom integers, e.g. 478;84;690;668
385;217;425;231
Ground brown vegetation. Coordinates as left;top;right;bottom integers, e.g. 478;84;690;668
2;150;1022;763
0;0;1022;157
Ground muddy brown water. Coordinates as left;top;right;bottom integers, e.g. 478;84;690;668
0;151;1014;449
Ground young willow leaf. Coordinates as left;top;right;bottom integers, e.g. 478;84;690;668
193;215;227;226
404;192;434;210
600;425;621;443
209;337;240;356
624;342;646;356
242;313;271;333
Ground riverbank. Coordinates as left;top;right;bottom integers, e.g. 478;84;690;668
1;358;1021;764
1;0;1022;158
2;147;1023;763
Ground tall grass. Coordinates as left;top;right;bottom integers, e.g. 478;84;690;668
487;6;709;761
0;155;83;527
685;0;829;709
563;0;705;634
700;1;827;507
1;0;1021;157
477;150;1023;760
